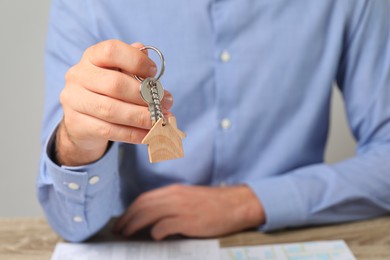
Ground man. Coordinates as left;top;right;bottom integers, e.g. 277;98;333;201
38;0;390;242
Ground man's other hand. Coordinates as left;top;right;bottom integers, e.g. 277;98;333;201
113;185;265;240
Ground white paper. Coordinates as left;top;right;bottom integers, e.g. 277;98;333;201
51;239;220;260
221;240;356;260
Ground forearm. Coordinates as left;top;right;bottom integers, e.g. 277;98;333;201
246;145;390;231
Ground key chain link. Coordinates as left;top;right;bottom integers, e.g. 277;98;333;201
135;46;165;82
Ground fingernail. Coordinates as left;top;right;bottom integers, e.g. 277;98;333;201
162;94;173;109
149;65;157;77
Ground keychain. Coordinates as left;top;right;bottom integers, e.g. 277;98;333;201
135;46;185;163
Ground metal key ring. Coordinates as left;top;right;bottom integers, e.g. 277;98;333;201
135;46;165;82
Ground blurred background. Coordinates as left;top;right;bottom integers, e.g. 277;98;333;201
0;0;356;218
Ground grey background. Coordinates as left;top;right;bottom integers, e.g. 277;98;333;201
0;0;356;217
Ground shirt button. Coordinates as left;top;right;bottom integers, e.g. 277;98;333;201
220;50;231;63
73;216;83;223
220;118;232;130
68;182;80;190
89;176;100;185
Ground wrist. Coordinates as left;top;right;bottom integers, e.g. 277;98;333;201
231;185;265;228
54;121;108;166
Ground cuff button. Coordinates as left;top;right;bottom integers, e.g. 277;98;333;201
73;216;83;223
89;176;100;185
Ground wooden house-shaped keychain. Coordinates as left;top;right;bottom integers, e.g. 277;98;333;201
142;116;186;163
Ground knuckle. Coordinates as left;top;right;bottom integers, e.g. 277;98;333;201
59;89;68;106
108;74;125;95
133;111;150;128
83;46;93;59
101;40;120;59
96;101;114;119
126;128;140;143
65;66;77;82
97;123;113;139
59;88;71;108
120;126;146;144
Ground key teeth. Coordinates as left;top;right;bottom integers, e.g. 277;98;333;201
141;78;165;125
150;80;164;123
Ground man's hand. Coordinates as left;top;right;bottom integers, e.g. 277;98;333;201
113;184;265;240
56;40;173;166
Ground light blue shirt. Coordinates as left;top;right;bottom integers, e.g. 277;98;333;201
38;0;390;242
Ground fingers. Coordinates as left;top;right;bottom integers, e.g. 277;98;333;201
66;64;174;109
113;185;185;235
161;90;174;110
111;185;265;241
62;85;153;130
121;199;179;237
63;108;149;144
151;217;185;240
86;39;157;79
68;64;145;105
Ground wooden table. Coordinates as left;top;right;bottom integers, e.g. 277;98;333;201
1;217;390;259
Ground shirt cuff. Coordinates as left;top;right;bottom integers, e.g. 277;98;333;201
243;174;307;232
43;124;119;202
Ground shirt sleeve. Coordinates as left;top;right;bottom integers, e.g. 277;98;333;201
244;0;390;231
37;0;123;242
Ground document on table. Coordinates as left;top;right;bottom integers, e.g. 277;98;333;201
52;239;356;260
51;239;220;260
221;240;356;260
